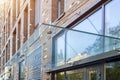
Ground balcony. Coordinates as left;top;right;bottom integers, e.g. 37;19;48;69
41;23;120;72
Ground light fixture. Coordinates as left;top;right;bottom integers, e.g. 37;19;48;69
47;26;52;34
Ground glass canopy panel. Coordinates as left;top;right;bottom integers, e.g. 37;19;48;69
41;23;120;67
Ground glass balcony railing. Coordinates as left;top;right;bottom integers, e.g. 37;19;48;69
41;23;120;70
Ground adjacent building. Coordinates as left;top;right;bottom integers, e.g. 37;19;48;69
0;0;120;80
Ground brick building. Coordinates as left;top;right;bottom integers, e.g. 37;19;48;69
0;0;120;80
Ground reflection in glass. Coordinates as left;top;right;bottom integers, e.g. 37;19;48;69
74;9;102;34
104;0;120;52
89;71;97;80
56;72;64;80
66;30;103;63
106;61;120;80
54;25;120;66
52;0;120;66
55;70;84;80
55;33;65;66
105;0;120;37
67;69;84;80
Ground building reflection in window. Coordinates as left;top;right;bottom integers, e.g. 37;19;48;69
67;69;84;80
55;33;65;66
55;72;64;80
105;0;120;37
89;70;97;80
55;69;84;80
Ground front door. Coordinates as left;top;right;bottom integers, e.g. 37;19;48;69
87;64;104;80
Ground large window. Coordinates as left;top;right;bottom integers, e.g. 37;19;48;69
74;9;102;34
66;29;103;62
66;9;103;61
55;69;84;80
67;70;84;80
105;0;120;37
54;33;65;66
55;72;64;80
104;0;120;51
106;61;120;80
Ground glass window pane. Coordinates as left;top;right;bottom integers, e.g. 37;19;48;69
66;30;105;63
89;71;97;80
74;9;102;34
66;9;103;63
106;61;120;80
27;47;42;80
56;72;64;80
105;0;120;37
55;33;65;66
67;69;84;80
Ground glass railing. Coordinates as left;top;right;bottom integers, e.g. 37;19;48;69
41;23;120;70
